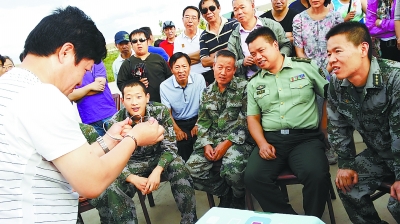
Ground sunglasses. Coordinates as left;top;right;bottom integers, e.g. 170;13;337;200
201;5;216;14
131;38;147;44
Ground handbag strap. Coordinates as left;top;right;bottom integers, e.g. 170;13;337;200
347;0;353;13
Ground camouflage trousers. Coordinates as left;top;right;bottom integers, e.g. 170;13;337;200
89;155;197;224
185;143;251;198
338;148;400;224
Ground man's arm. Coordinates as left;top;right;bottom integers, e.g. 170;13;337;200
286;32;294;44
157;106;179;169
188;50;201;65
201;52;217;68
194;90;214;149
68;77;106;102
227;33;246;76
117;59;131;91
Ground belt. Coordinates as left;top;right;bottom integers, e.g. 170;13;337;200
265;129;319;135
175;116;198;122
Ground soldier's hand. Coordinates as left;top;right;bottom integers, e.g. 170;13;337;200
258;142;276;160
174;126;187;141
204;145;215;161
213;140;232;161
336;169;358;193
140;78;149;88
128;117;164;146
126;174;148;195
145;167;162;194
390;181;400;201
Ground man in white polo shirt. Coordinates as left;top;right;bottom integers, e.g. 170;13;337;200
112;31;133;81
174;6;211;83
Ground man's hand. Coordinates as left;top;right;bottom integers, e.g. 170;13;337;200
213;140;232;161
140;78;149;88
105;117;131;141
258;142;276;160
336;169;358;193
243;55;255;66
204;145;215;161
90;79;105;92
190;125;198;137
145;166;163;194
126;174;148;195
344;11;356;22
390;181;400;201
375;19;382;27
128;117;164;146
174;126;187;141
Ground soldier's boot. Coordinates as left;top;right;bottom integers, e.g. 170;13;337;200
218;188;232;208
230;195;245;209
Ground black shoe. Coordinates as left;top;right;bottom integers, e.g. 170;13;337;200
230;195;245;209
218;189;233;208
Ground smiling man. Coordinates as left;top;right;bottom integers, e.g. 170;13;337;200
244;26;330;217
326;22;400;223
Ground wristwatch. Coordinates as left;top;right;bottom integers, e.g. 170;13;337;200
96;136;110;154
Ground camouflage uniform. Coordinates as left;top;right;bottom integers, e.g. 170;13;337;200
185;77;252;199
328;57;400;223
89;102;197;224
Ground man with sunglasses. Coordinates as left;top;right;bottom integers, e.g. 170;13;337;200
160;20;177;57
117;28;172;103
174;6;211;82
198;0;239;85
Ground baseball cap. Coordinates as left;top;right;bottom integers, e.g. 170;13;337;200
114;31;130;44
162;21;175;29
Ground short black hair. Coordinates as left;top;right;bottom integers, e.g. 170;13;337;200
182;6;201;20
245;26;277;45
326;22;372;61
140;27;152;36
129;29;150;41
0;54;5;65
198;0;221;11
169;52;191;68
23;6;106;64
154;39;163;47
121;80;148;98
19;52;25;62
215;49;236;62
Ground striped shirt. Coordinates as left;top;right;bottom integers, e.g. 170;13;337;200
199;17;239;59
0;68;86;223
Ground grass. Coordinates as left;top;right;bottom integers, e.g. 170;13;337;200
103;50;119;82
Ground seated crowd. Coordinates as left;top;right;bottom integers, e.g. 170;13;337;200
1;0;400;224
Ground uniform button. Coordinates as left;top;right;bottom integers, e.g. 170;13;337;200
279;88;282;91
280;102;284;105
281;116;284;119
276;76;279;78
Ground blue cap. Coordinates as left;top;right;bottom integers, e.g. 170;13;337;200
114;31;130;44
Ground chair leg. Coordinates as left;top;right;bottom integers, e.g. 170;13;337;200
280;184;289;202
245;189;254;211
329;181;337;200
207;193;215;208
326;195;336;224
147;192;155;207
78;213;84;224
138;193;152;224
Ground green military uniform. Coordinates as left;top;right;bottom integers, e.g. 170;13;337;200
328;57;400;223
185;77;252;202
244;56;331;218
88;102;197;224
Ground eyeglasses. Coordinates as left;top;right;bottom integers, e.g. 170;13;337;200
201;5;216;14
184;16;198;21
131;38;147;44
3;65;14;71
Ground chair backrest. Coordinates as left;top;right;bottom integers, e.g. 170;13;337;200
112;93;121;111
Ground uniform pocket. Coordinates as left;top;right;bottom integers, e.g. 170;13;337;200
289;80;313;105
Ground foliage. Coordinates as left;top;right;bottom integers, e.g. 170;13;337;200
159;20;165;38
103;50;119;82
199;18;207;30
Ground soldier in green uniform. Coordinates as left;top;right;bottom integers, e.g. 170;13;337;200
243;27;330;218
89;80;197;224
185;50;252;209
326;22;400;223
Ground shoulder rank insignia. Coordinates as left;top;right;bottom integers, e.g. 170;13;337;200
290;74;305;82
319;68;327;80
373;73;382;87
291;57;312;63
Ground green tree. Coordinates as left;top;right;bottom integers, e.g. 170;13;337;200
159;20;165;37
199;18;207;30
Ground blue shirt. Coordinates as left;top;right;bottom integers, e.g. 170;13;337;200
148;46;169;61
160;73;206;120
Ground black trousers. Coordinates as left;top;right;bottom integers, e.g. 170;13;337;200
380;39;400;62
244;131;330;218
175;116;197;162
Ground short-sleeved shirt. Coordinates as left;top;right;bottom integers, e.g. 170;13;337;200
160;73;206;120
260;9;299;32
289;0;309;13
199;17;239;60
76;61;117;124
148;46;169;61
174;29;211;74
247;56;328;131
159;40;174;57
112;52;134;81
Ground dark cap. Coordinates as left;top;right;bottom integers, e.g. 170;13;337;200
162;21;175;29
114;31;130;44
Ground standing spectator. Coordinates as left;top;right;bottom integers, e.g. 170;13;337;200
117;28;172;103
160;20;177;57
326;21;400;224
68;61;117;136
140;27;169;61
186;50;252;209
228;0;292;79
0;54;5;76
0;6;164;223
174;6;211;79
160;52;206;161
112;31;133;82
331;0;366;22
1;56;15;75
260;0;299;55
289;0;310;13
199;0;239;84
366;0;400;61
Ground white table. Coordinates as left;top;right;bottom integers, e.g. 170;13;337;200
196;207;325;224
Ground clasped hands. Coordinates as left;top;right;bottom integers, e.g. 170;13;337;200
203;140;232;161
126;166;163;195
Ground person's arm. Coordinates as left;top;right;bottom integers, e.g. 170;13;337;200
227;32;246;76
156;106;178;169
286;32;294;43
117;59;131;91
188;50;201;65
194;90;214;150
201;52;217;67
361;0;367;14
292;14;307;58
366;0;395;35
67;80;103;102
396;21;400;49
226;83;248;145
200;35;213;67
